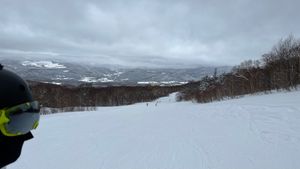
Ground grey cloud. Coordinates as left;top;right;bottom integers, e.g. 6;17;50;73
0;0;300;67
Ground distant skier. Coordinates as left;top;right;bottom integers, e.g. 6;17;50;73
0;64;40;168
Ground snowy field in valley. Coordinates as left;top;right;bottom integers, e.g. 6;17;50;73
10;91;300;169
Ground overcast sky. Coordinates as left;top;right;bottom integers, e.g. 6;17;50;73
0;0;300;68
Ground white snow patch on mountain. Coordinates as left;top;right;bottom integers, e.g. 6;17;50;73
80;77;114;83
10;91;300;169
103;72;123;78
42;81;62;85
79;77;98;83
98;77;114;83
137;81;159;85
54;77;73;80
137;81;188;86
113;72;124;76
22;61;66;69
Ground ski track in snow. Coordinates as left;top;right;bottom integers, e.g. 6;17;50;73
10;92;300;169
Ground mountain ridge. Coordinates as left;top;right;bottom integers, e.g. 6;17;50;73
0;58;231;86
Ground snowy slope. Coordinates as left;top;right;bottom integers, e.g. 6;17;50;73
10;91;300;169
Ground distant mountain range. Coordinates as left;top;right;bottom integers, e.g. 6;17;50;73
0;58;231;86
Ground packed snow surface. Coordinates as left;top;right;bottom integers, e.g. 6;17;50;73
10;91;300;169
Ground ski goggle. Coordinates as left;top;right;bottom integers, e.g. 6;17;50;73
0;101;40;137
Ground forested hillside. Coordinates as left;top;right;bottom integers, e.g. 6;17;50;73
179;36;300;103
29;81;181;113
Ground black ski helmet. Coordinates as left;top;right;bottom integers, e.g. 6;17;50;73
0;64;34;109
0;64;36;168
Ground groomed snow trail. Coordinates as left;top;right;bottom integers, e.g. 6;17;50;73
10;91;300;169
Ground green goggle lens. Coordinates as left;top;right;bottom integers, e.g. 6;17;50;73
1;101;40;136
